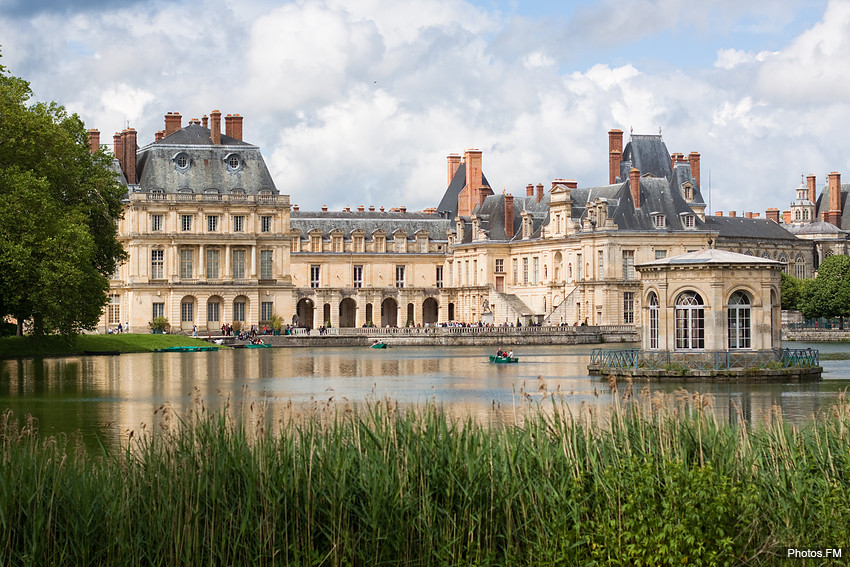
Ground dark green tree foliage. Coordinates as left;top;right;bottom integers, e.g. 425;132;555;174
801;255;850;322
0;56;126;336
779;271;803;311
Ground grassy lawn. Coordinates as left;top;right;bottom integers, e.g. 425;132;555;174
0;333;224;359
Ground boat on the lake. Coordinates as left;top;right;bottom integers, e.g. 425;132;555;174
489;355;518;363
371;341;389;349
154;346;219;352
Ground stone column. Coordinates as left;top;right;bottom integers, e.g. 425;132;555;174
225;245;232;280
198;245;205;280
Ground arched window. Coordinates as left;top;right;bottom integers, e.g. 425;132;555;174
648;292;659;349
728;291;751;349
675;291;704;349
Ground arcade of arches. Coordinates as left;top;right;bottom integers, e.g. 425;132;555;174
293;295;442;329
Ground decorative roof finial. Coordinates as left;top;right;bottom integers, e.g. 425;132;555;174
658;126;662;135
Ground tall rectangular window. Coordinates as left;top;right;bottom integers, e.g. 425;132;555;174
436;266;443;288
260;249;273;280
151;249;164;279
513;258;518;285
261;302;274;321
180;249;193;279
233;301;245;322
473;259;477;285
207;215;218;232
261;215;272;233
623;292;635;324
495;259;504;273
598;250;604;279
181;214;192;232
206;249;219;279
181;301;194;322
152;302;164;319
577;253;583;281
465;260;469;285
353;265;363;288
522;257;529;285
622;250;635;281
151;214;163;232
232;249;245;279
233;215;245;232
107;294;120;325
533;257;539;285
207;302;219;324
395;265;405;288
310;265;320;288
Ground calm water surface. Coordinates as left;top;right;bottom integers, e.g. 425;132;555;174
2;342;849;448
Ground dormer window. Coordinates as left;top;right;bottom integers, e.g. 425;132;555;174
652;213;666;229
173;152;190;171
224;153;242;172
682;183;694;202
680;213;695;228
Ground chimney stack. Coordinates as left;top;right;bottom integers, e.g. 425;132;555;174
87;129;100;155
293;205;299;211
729;210;736;217
210;110;221;145
122;128;137;185
504;194;514;239
536;183;544;203
744;212;752;219
113;132;124;173
565;179;578;189
357;205;365;212
447;154;461;187
464;148;484;214
688;152;700;188
807;173;817;203
608;129;623;184
766;208;780;223
224;113;244;141
400;205;407;213
526;184;534;197
784;210;793;224
369;206;375;212
164;112;182;137
321;205;328;212
202;115;208;128
629;168;641;208
155;130;164;141
715;211;723;216
827;172;842;227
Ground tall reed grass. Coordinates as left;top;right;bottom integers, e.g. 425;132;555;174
1;383;849;566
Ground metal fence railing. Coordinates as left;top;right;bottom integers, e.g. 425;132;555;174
590;348;819;370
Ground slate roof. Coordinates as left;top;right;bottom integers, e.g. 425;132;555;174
705;217;800;241
785;221;845;236
436;165;492;219
290;211;451;241
619;135;673;181
637;248;781;268
135;124;277;195
815;183;850;229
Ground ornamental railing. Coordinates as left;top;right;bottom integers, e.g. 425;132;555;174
285;325;636;337
589;348;819;370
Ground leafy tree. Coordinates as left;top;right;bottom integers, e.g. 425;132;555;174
779;271;803;311
0;54;126;337
800;255;850;327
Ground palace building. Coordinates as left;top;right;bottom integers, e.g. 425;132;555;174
96;112;814;333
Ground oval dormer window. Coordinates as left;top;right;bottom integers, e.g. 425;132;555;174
224;153;242;172
173;152;190;171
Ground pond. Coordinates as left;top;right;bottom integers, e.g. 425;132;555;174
1;342;848;449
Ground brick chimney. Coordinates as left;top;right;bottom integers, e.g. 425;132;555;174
729;210;736;217
784;210;793;224
504;194;514;238
202;115;208;128
744;212;752;219
357;205;365;212
447;154;461;186
465;148;483;208
807;173;817;203
608;129;623;184
292;205;299;211
210;110;221;145
400;205;407;213
766;208;780;223
113;132;124;173
224;113;243;141
87;129;100;155
321;205;328;212
369;206;375;211
715;211;723;216
565;179;578;189
526;184;534;197
629;168;641;208
828;171;842;227
164;112;181;137
155;130;164;141
688;152;700;188
122;128;137;185
536;183;544;203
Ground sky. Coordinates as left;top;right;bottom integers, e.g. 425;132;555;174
1;0;848;216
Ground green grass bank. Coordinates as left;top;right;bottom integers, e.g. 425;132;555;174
0;333;221;359
1;393;849;566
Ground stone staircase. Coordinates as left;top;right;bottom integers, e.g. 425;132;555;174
543;285;578;325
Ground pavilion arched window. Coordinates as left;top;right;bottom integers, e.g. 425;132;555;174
648;292;659;349
728;291;751;349
675;291;704;349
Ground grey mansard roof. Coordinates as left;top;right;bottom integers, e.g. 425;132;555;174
815;183;850;230
135;123;278;195
637;248;781;268
290;210;451;241
785;220;845;236
705;216;800;240
436;166;493;219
